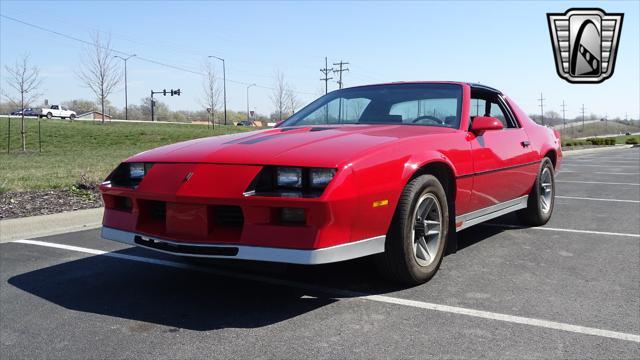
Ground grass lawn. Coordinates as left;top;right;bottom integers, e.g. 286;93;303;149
558;120;640;139
0;118;254;192
611;134;640;144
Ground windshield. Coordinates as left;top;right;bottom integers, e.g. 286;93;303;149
281;83;462;128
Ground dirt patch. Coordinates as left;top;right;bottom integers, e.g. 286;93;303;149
0;188;103;219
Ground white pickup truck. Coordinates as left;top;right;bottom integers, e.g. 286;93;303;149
36;105;77;119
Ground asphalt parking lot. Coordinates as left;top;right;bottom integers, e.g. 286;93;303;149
1;148;639;359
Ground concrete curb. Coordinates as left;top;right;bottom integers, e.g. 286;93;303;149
562;145;635;157
0;207;103;243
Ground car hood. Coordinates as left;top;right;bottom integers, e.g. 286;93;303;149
128;125;457;167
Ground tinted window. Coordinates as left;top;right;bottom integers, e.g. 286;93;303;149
282;84;463;128
471;92;517;129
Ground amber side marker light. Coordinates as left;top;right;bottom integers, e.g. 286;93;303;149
372;199;389;208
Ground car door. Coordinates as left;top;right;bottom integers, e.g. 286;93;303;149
467;92;539;211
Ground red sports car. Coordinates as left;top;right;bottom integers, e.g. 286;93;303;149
100;82;562;284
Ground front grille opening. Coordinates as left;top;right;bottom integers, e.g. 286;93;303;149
148;201;166;220
113;196;132;212
137;200;166;234
213;206;244;227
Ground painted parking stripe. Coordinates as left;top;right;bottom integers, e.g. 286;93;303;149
556;195;640;203
560;164;639;168
593;172;640;175
483;224;640;238
557;180;640;186
10;239;640;343
557;171;640;175
565;158;640;164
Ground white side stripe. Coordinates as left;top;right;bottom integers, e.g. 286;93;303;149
483;224;640;238
10;239;640;343
556;195;640;203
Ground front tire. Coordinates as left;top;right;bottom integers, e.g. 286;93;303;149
46;112;52;119
376;175;449;285
517;158;555;226
69;114;76;120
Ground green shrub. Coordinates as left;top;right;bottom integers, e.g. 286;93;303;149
625;137;639;145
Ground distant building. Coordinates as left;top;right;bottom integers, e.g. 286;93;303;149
77;111;112;120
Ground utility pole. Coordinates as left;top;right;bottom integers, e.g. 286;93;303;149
320;57;333;94
537;92;545;125
208;55;227;125
114;54;136;120
581;104;586;131
333;60;349;89
246;83;256;122
561;100;567;132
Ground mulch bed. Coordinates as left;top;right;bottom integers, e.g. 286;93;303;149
0;188;103;220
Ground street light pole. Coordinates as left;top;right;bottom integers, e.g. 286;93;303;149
114;54;136;120
246;83;256;122
208;55;227;126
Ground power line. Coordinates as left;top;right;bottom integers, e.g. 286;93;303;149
0;13;316;96
320;57;333;95
333;60;349;89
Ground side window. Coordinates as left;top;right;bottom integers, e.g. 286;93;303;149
470;98;487;117
471;93;518;129
489;102;508;128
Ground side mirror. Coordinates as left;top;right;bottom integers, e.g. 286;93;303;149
471;116;503;134
275;120;285;127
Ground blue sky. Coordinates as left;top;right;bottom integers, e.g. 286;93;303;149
1;0;638;119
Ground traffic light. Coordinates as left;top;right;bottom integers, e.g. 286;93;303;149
163;89;167;96
171;89;181;96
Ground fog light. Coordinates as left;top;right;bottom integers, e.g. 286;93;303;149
280;208;305;224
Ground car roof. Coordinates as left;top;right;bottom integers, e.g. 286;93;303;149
342;81;502;94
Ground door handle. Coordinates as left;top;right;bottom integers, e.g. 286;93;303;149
521;140;530;147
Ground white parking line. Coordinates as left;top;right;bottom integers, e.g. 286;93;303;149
10;239;640;343
557;180;640;186
557;171;640;175
566;159;639;164
561;164;639;168
593;172;640;175
484;224;640;238
556;195;640;203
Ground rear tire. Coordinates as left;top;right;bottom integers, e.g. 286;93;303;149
46;112;52;119
517;158;555;226
376;175;449;285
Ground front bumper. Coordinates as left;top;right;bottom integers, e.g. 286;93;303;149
102;226;385;265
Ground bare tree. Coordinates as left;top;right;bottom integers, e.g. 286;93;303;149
286;87;302;117
78;32;121;124
3;53;42;152
271;71;288;121
201;61;222;126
